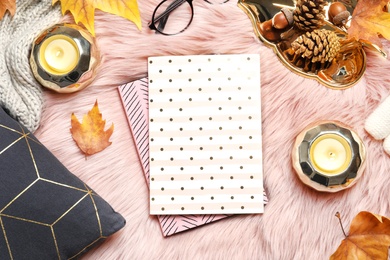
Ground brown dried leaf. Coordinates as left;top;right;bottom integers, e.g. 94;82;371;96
0;0;16;20
330;211;390;260
348;0;390;47
70;100;114;155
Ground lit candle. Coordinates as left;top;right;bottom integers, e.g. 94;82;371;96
292;121;366;192
30;24;100;93
38;35;80;75
309;134;352;175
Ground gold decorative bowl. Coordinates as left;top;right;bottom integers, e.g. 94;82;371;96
238;0;368;89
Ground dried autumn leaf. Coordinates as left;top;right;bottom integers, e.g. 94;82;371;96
348;0;390;47
0;0;16;20
70;100;114;155
52;0;142;36
330;211;390;260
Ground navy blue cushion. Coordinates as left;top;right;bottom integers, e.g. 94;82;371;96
0;107;125;259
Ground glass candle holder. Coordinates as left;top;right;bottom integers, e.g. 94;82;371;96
292;121;366;192
30;23;100;93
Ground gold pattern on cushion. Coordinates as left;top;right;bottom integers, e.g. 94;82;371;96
0;109;125;259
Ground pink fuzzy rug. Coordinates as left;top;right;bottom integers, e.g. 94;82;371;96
33;0;390;259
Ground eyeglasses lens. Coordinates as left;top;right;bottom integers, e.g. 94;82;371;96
153;0;193;35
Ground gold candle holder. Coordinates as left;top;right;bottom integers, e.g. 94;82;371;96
30;24;100;93
292;121;366;192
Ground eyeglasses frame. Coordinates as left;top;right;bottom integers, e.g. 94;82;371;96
148;0;194;36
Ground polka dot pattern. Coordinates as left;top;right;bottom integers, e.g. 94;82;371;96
148;54;263;215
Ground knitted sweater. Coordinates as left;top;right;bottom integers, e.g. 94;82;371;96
0;0;62;132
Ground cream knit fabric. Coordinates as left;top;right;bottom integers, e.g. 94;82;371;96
365;95;390;140
0;0;62;132
365;94;390;155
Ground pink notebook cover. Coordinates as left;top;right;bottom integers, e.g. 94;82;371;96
118;77;268;236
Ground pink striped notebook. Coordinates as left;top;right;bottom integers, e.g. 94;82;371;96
118;77;268;236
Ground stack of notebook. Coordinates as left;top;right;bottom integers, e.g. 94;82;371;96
118;54;267;236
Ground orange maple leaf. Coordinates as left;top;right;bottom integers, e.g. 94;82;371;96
0;0;16;20
70;100;114;155
348;0;390;47
330;211;390;260
52;0;142;36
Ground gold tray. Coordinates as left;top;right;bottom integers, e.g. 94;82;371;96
238;0;368;90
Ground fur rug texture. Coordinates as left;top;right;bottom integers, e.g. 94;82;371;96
33;0;390;259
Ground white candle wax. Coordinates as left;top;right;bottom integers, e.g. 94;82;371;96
39;35;80;75
310;134;352;175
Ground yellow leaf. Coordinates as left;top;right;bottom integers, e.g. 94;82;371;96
330;211;390;260
0;0;16;20
52;0;142;36
348;0;390;47
70;100;114;155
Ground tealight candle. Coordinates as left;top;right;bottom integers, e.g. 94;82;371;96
39;35;80;75
292;121;366;192
30;24;100;93
309;133;352;175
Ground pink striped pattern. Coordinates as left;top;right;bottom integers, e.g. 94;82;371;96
118;78;268;236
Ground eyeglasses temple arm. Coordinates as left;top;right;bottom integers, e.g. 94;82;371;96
153;0;188;31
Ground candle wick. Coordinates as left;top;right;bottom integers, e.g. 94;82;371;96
55;50;62;57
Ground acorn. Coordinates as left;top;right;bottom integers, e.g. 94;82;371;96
272;8;294;30
260;19;281;42
328;2;350;26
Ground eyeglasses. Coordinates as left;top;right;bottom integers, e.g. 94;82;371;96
148;0;230;36
204;0;230;3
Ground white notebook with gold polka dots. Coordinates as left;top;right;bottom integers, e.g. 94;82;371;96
148;54;263;215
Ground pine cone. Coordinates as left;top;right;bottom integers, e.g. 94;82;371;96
286;29;341;72
293;0;327;31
